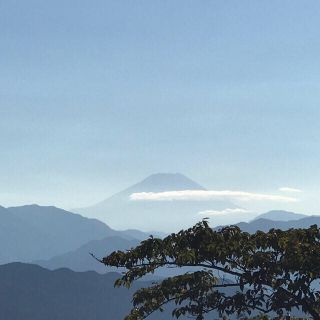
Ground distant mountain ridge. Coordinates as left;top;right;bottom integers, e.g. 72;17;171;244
0;204;159;265
35;236;140;273
253;210;307;221
226;214;320;233
0;204;112;264
35;234;181;278
76;173;236;231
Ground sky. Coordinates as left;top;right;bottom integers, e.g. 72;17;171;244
1;0;320;216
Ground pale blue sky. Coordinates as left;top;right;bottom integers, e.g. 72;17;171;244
1;1;320;214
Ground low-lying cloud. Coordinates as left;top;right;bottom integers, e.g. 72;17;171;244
279;187;302;193
198;208;250;216
130;190;298;202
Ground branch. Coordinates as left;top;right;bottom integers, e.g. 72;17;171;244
118;261;243;278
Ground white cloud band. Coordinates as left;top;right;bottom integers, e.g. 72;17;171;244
198;208;250;216
130;190;298;202
279;187;302;193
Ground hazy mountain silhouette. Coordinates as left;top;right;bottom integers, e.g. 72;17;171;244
227;214;320;233
0;262;174;320
253;210;307;221
77;173;236;231
0;204;157;264
34;234;186;278
0;205;113;263
35;236;140;273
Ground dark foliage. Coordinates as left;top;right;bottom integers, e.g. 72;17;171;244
102;220;320;319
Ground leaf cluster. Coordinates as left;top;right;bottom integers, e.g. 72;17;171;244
102;221;320;319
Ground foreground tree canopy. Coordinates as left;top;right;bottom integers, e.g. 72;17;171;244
101;220;320;319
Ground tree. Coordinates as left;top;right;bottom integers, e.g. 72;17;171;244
100;220;320;319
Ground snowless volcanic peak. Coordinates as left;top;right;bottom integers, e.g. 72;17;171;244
122;173;206;194
75;173;237;232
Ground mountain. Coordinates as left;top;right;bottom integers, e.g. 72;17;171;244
0;262;172;320
0;204;113;264
0;204;156;264
229;215;320;233
35;236;140;273
253;210;307;221
76;173;236;232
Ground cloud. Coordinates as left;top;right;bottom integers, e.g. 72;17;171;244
130;190;298;203
279;187;302;193
198;208;250;216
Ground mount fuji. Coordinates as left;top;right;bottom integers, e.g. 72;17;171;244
76;173;237;232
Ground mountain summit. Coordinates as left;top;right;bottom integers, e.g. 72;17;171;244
81;173;206;206
120;173;206;194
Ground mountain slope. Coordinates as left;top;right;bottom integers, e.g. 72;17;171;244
0;206;49;262
7;205;112;253
0;204;153;264
35;236;140;273
34;235;197;278
0;262;172;320
77;173;236;232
